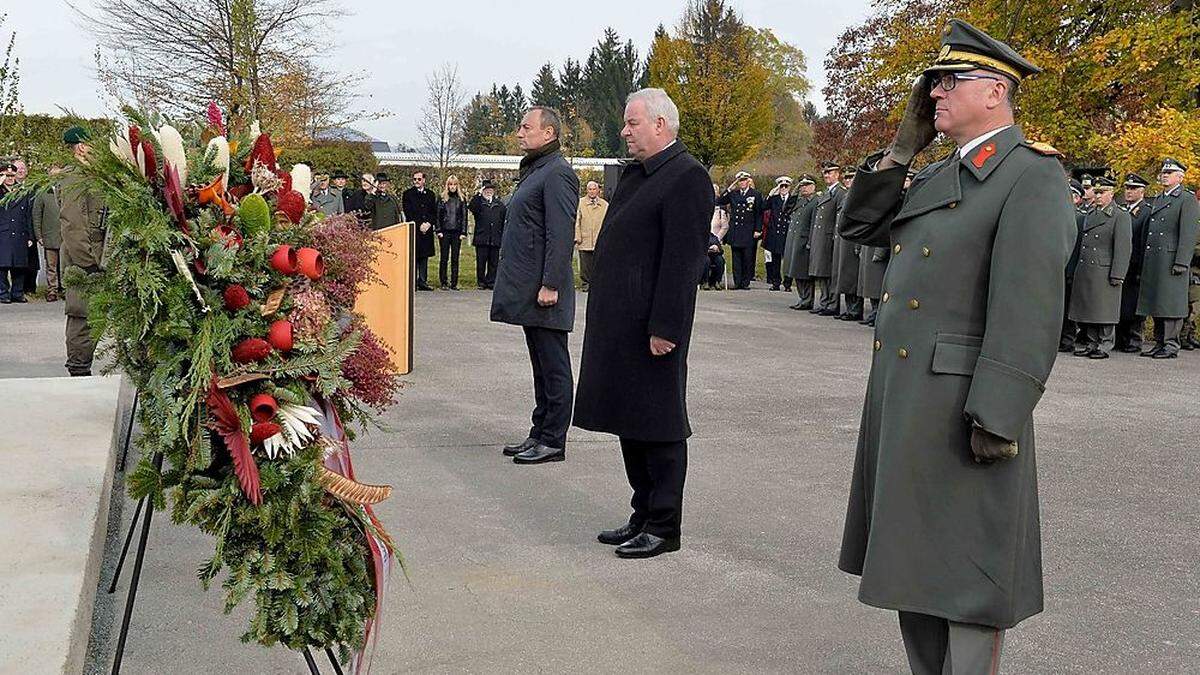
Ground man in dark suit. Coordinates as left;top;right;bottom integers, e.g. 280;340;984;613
1115;173;1152;352
716;170;763;289
468;180;506;290
402;172;439;291
574;88;712;559
491;106;579;464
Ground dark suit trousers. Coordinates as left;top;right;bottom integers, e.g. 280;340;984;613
704;253;725;287
1059;280;1077;349
475;245;499;288
620;438;687;538
523;326;572;450
0;267;26;301
730;245;756;288
842;294;864;318
1115;316;1144;349
416;256;430;287
439;235;462;286
765;257;782;287
899;612;1005;675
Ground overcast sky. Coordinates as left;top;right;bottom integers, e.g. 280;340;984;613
7;0;872;148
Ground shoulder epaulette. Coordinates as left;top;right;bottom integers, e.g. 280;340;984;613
1024;141;1062;157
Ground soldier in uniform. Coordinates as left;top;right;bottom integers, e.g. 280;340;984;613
58;127;109;376
1059;179;1088;352
1136;158;1200;358
808;162;846;315
836;21;1075;674
1115;174;1152;352
857;170;908;326
1185;197;1200;351
715;171;764;290
833;167;864;320
1068;177;1132;358
763;176;798;291
782;175;818;310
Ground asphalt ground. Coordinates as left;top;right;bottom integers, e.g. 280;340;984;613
1;286;1196;674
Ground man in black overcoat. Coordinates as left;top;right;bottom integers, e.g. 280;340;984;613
715;171;763;289
402;171;439;291
1115;173;1151;352
574;88;712;559
491;107;580;464
468;180;506;290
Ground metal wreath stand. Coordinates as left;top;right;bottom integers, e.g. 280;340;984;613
108;391;345;675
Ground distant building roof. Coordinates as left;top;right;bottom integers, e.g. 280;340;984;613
314;127;392;153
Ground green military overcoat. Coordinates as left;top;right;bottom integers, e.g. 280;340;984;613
836;126;1075;629
57;168;107;317
1136;185;1200;318
806;183;844;279
781;195;816;280
1068;204;1132;324
32;187;62;249
857;245;889;300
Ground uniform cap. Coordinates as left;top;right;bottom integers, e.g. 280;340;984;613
1094;176;1115;190
375;172;391;182
924;19;1040;82
1161;158;1187;173
843;167;858;178
820;161;841;172
735;171;751;180
331;169;348;179
63;126;90;145
776;175;793;186
797;174;816;186
1123;173;1148;189
1069;179;1083;197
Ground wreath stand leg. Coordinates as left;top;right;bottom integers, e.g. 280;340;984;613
115;390;139;472
109;451;162;675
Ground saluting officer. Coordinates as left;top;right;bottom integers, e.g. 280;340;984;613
1136;158;1200;358
715;171;764;289
763;175;798;291
1115;173;1152;352
835;20;1075;674
783;174;818;310
1068;176;1132;358
808;162;846;314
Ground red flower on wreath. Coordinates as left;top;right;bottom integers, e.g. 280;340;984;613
206;380;262;505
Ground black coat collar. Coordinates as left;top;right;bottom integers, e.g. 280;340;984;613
640;141;687;175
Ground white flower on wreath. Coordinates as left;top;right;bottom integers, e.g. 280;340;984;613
261;403;323;459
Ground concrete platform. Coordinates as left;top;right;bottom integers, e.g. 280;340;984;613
0;376;125;674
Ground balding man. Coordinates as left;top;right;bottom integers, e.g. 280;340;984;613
574;88;712;559
492;106;580;464
575;180;608;291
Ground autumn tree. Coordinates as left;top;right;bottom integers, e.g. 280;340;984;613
647;0;774;168
749;27;813;160
820;0;1200;177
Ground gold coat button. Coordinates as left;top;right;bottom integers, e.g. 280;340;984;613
898;348;909;358
882;292;890;302
948;202;957;209
894;243;902;254
909;299;920;309
922;247;931;257
874;340;881;351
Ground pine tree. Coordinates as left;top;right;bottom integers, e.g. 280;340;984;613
582;28;643;157
530;62;562;109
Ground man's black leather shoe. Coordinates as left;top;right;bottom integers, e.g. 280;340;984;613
817;308;839;316
597;523;641;545
1152;349;1178;359
1088;349;1110;359
1117;345;1141;353
614;532;680;559
1072;348;1091;357
513;444;565;464
503;437;538;457
1140;347;1161;357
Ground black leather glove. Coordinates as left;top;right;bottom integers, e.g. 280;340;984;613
1109;278;1122;286
887;74;938;166
1171;264;1187;276
970;426;1018;464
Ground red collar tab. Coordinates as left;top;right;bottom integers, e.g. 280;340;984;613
972;143;997;169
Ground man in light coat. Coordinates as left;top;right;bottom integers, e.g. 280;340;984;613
574;180;608;291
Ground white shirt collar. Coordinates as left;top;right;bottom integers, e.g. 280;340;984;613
958;125;1012;159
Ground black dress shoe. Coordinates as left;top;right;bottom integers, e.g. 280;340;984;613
503;437;538;457
1088;349;1110;359
614;532;680;559
788;303;801;310
1152;349;1178;359
1140;347;1161;357
1182;341;1195;351
797;303;813;311
1117;345;1141;353
512;443;565;464
1057;345;1073;353
597;523;641;545
817;309;839;316
11;296;26;303
1072;348;1091;357
769;285;780;291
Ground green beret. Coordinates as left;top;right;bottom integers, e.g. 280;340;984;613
63;126;90;145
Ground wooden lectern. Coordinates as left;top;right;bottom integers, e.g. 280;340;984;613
354;221;415;374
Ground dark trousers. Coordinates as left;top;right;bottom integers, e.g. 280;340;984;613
439;234;462;287
620;438;688;539
765;256;782;287
579;250;595;288
416;256;431;288
1115;316;1144;350
0;267;26;301
475;245;499;289
864;297;880;322
793;279;814;308
523;326;572;450
704;253;725;288
841;294;864;318
899;612;1005;675
730;245;756;289
814;277;837;312
1059;281;1077;349
1077;322;1115;351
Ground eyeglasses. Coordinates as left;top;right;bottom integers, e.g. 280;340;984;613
930;72;1001;92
